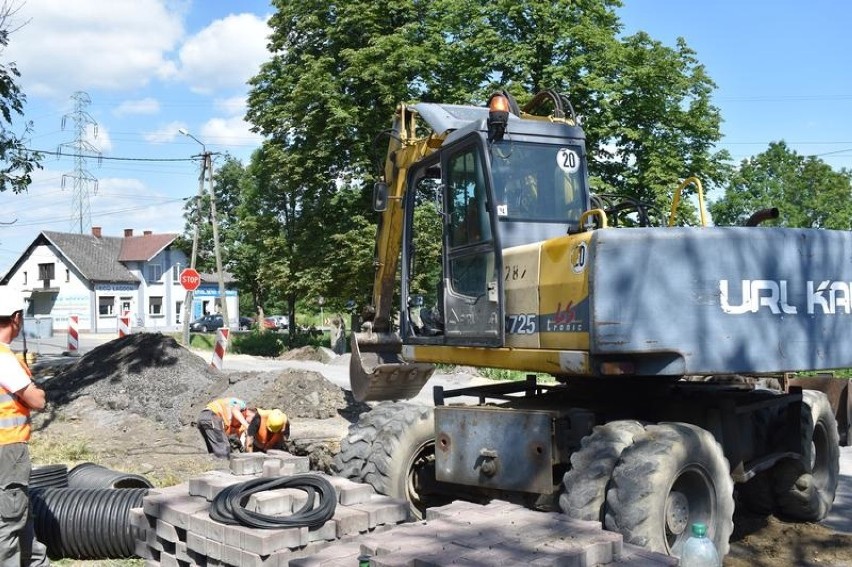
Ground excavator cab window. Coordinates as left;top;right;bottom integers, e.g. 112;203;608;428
489;140;588;247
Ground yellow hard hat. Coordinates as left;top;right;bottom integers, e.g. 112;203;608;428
267;409;287;433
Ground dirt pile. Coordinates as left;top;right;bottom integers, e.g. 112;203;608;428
42;333;362;431
44;333;218;430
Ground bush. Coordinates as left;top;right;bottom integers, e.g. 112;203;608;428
230;330;285;357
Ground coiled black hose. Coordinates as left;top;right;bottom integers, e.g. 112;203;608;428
31;487;148;559
209;474;337;529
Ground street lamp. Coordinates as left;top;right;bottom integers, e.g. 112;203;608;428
179;128;230;342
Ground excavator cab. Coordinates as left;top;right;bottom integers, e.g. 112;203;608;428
351;93;592;401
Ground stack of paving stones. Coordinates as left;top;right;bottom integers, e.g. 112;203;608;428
131;450;677;566
291;501;679;567
130;449;411;567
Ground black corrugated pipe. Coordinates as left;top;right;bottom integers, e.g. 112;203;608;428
31;487;148;560
30;464;69;490
68;462;153;489
745;207;780;226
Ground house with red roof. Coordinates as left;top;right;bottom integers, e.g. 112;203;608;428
0;226;238;333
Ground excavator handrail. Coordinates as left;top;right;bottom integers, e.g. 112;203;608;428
580;208;608;231
668;176;708;227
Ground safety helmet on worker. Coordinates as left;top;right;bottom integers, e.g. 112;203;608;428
267;409;287;433
0;294;23;318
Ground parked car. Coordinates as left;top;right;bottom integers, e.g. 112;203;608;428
268;315;289;330
189;314;224;333
262;317;279;330
238;316;254;330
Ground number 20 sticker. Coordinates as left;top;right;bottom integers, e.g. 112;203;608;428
557;148;580;174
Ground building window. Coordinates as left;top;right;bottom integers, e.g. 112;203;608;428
175;301;182;324
38;263;55;281
172;263;181;282
65;268;70;283
147;264;163;281
99;296;115;317
149;296;163;316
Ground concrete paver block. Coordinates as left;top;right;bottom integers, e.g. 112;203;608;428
230;453;266;475
145;491;210;530
325;475;376;506
349;495;410;528
307;519;338;542
247;488;296;515
156;518;186;543
287;542;363;567
332;505;370;537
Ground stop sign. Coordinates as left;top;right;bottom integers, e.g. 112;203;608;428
179;268;201;291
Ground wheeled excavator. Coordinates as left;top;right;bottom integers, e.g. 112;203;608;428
333;89;850;560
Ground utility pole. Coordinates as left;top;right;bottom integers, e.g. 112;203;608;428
207;154;230;329
181;149;208;346
179;128;230;341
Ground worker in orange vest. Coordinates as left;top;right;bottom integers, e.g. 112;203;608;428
0;295;49;566
245;408;289;453
197;397;250;459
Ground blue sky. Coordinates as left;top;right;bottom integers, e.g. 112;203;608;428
1;0;850;273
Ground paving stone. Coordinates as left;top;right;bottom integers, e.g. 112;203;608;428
185;531;208;556
616;544;679;566
189;470;252;501
307;519;337;543
156;519;185;543
332;505;370;537
325;475;375;506
145;491;211;530
247;488;296;515
218;523;308;555
230;453;266;475
159;551;179;567
134;539;158;561
286;542;363;567
262;459;282;477
349;495;410;528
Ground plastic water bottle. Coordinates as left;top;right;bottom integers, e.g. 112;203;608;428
680;523;720;567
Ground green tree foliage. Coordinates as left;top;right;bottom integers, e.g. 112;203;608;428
710;141;852;229
243;0;729;315
0;4;41;193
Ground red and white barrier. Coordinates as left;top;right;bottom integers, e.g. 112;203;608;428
118;315;131;338
210;327;230;370
67;315;79;353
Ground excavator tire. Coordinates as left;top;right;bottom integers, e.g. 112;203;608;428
331;402;445;519
605;422;734;558
773;390;840;521
559;420;644;522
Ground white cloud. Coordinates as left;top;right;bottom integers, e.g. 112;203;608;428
214;96;247;116
114;98;161;116
144;121;188;143
5;0;183;97
177;13;270;95
200;115;263;149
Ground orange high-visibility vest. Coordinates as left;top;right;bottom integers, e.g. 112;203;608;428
205;398;246;435
254;409;285;451
0;344;32;444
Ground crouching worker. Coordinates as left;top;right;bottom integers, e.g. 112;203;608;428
245;408;289;453
197;397;250;459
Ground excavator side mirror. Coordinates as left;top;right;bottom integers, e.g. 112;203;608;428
373;181;389;212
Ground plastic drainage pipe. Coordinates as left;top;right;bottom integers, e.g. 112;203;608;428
30;464;69;490
31;487;149;560
67;462;153;489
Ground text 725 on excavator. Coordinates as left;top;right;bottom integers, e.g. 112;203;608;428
332;89;851;560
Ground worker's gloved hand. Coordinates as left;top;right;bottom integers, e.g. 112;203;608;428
228;435;243;452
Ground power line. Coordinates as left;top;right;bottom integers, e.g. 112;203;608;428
31;148;197;162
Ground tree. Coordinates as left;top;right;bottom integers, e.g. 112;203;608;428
245;0;730;315
0;3;41;193
710;141;852;229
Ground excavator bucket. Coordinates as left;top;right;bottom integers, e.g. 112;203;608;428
349;332;436;402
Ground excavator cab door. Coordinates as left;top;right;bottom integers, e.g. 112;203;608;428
402;135;504;347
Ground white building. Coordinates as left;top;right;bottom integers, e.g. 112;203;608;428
0;227;239;333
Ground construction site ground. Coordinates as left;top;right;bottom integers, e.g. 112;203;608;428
22;332;852;566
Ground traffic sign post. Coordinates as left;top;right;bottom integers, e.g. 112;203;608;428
180;268;201;291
